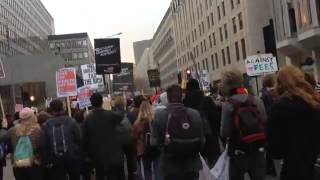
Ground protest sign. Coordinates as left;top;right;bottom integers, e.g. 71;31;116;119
77;86;92;109
95;38;121;74
56;68;77;98
245;54;278;76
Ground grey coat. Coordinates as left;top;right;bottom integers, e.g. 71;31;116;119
220;94;267;140
152;103;204;176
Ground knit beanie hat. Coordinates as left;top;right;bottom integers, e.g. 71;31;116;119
19;107;35;120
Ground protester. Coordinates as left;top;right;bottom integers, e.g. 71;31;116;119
199;96;221;168
133;100;160;180
183;78;204;111
0;107;42;180
42;99;81;180
154;92;168;112
153;85;204;180
260;74;277;177
267;65;320;180
220;70;267;180
83;93;137;180
129;95;146;124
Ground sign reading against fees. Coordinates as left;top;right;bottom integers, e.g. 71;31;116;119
77;86;92;109
147;69;161;88
81;64;102;90
56;68;77;97
245;54;278;76
0;58;5;78
95;38;121;74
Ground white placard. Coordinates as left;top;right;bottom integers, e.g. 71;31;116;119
245;54;278;76
81;64;99;90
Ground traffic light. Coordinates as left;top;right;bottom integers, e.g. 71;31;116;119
186;68;191;79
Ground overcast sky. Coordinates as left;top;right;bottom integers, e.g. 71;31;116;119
41;0;171;63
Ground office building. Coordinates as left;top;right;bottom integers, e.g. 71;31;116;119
151;7;178;89
48;33;95;75
272;0;320;81
0;0;55;57
171;0;272;85
133;39;153;64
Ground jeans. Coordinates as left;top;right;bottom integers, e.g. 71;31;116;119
139;157;161;180
229;150;266;180
164;172;199;180
95;165;125;180
13;166;42;180
46;160;81;180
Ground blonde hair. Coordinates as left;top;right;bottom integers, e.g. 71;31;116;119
114;96;126;110
135;101;153;125
276;65;320;108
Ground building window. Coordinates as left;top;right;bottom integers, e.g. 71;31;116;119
199;24;202;36
224;24;228;39
213;33;216;46
232;17;237;33
218;6;221;20
219;27;223;42
198;62;200;70
211;55;215;70
235;41;240;61
207;16;210;29
49;43;54;49
288;3;298;33
238;13;243;30
202;60;206;70
201;42;203;54
222;49;226;66
78;52;83;59
204;40;207;51
227;46;231;64
205;58;209;71
237;0;240;4
72;53;77;59
82;40;87;47
211;12;214;25
84;52;88;58
222;1;226;16
241;38;247;60
231;0;234;9
209;35;213;48
215;53;219;68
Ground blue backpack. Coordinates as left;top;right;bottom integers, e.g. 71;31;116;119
14;136;33;167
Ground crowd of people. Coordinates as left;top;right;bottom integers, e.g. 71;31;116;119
0;65;319;180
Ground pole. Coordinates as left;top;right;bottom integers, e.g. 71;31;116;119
189;52;203;91
67;97;72;117
0;95;8;128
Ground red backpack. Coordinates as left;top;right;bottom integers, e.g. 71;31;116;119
228;96;266;150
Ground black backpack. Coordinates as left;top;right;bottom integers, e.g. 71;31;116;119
164;106;203;159
43;117;79;161
228;96;266;151
143;121;160;159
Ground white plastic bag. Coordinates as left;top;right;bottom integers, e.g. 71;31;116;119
199;155;216;180
210;147;229;180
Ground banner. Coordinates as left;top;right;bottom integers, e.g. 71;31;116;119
77;86;92;109
113;63;134;92
147;69;161;88
0;58;5;78
56;68;77;97
95;38;121;74
81;64;103;90
245;54;278;76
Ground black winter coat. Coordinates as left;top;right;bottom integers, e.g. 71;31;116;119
83;108;136;177
267;95;320;180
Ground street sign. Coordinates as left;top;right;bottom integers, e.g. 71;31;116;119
95;38;121;74
81;64;100;90
245;54;278;76
56;68;77;97
77;86;92;109
0;58;5;78
147;69;161;88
